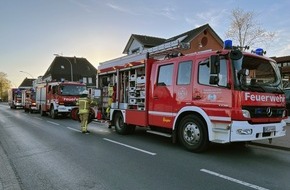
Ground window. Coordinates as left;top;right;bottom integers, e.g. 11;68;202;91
177;61;192;85
83;77;87;84
198;59;210;85
157;64;173;86
131;48;140;54
88;77;92;84
198;59;228;87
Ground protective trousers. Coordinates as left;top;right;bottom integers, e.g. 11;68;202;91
79;113;89;132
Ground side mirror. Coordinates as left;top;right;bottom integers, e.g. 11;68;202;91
209;55;220;74
238;68;249;76
209;76;219;85
209;55;220;85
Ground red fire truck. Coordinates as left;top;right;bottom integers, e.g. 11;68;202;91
98;40;287;152
22;88;37;113
8;88;23;109
35;81;86;119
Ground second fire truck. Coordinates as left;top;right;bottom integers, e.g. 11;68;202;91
35;80;86;119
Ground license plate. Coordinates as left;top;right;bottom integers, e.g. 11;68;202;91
263;126;276;133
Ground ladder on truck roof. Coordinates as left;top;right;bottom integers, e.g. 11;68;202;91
98;35;189;71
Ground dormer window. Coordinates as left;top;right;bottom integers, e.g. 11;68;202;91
131;48;140;54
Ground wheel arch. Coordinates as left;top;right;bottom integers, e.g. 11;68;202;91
173;106;213;138
111;109;125;124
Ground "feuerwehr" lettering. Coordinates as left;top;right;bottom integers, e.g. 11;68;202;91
244;92;285;103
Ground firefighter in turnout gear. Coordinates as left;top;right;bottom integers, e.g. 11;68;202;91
76;90;91;133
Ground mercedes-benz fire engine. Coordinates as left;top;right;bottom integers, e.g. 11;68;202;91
97;40;287;152
35;81;86;119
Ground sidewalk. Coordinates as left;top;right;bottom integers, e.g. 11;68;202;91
0;143;21;190
250;122;290;151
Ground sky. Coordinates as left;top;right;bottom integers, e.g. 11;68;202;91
1;0;290;87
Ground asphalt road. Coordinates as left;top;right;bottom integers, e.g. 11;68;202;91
0;103;290;190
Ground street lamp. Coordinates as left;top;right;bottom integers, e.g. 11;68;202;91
20;71;34;78
54;54;73;81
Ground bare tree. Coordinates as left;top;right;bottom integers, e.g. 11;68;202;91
225;8;275;51
0;72;11;101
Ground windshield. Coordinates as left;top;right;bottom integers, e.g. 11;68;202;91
60;85;86;96
233;55;282;92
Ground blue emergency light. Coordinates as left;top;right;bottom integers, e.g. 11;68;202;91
252;48;266;56
255;48;263;55
224;40;233;49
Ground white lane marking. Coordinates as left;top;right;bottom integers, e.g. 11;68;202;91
103;138;157;156
46;121;60;126
200;169;269;190
67;127;81;133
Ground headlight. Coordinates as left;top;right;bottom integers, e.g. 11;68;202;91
242;110;251;118
282;110;286;118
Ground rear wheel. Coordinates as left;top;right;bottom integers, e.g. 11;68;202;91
178;115;209;152
114;111;130;135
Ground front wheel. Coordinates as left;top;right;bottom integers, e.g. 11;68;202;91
50;106;58;119
178;115;209;153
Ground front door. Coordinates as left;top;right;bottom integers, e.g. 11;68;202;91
148;62;174;128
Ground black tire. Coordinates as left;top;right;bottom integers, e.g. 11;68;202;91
50;106;57;119
114;111;130;135
178;115;209;152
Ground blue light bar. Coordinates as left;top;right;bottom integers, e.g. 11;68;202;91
224;40;232;49
255;48;263;55
251;48;266;56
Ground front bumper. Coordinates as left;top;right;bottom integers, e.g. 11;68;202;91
230;120;286;142
57;106;75;113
